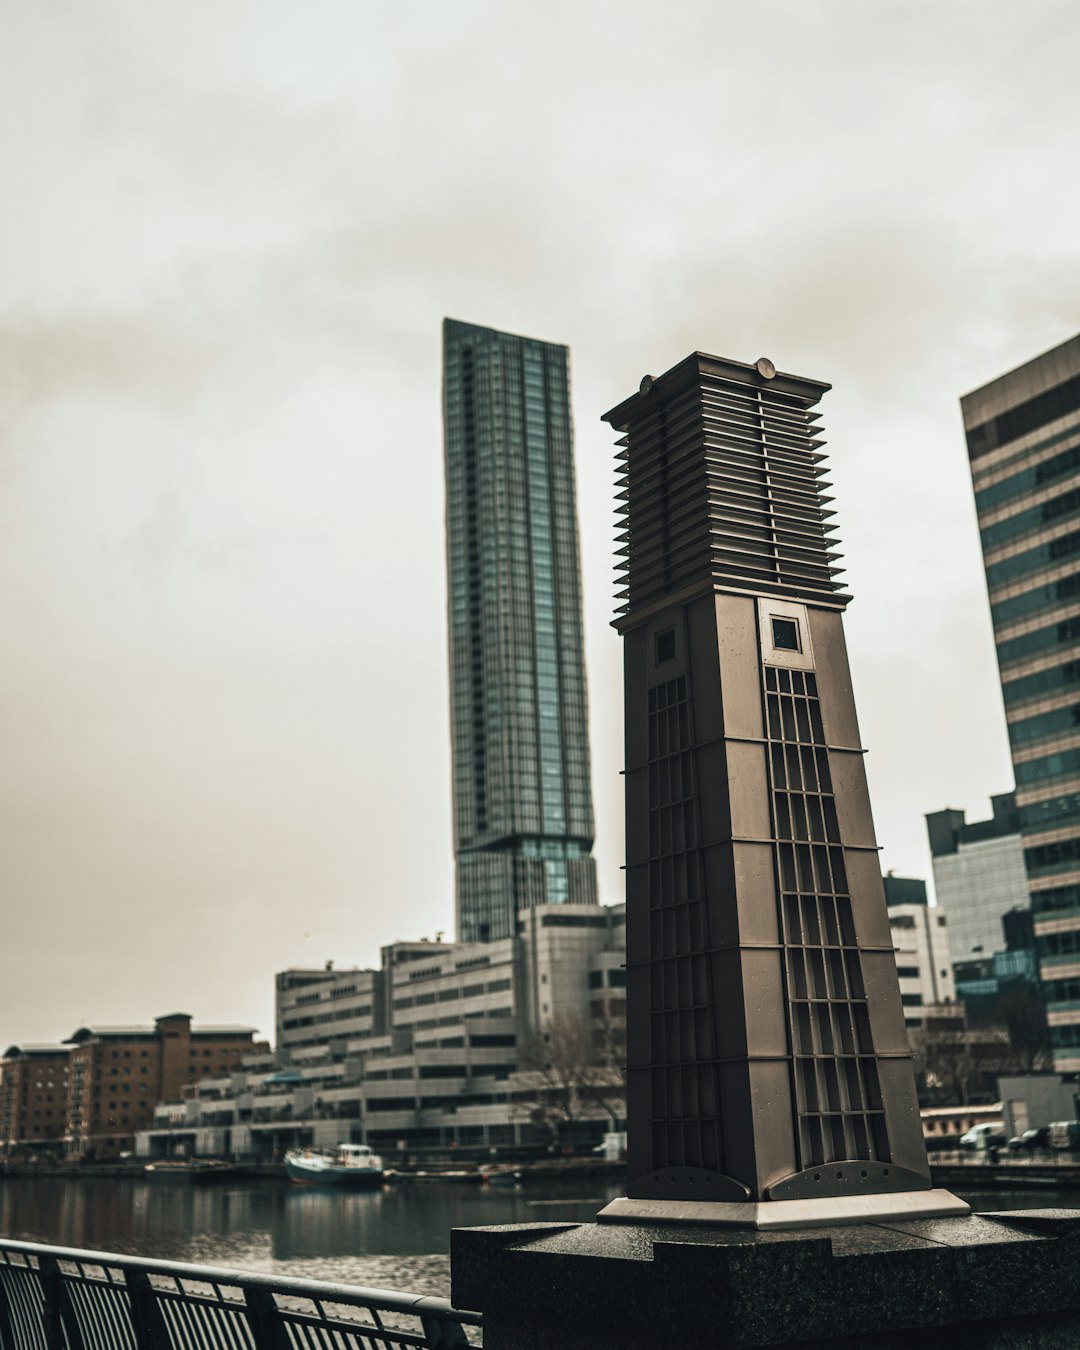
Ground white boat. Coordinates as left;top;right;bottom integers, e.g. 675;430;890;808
284;1143;384;1187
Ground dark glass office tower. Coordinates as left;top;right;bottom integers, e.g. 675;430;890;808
962;333;1080;1074
442;319;598;943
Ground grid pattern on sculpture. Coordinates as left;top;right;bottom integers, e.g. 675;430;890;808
764;665;889;1167
645;674;724;1174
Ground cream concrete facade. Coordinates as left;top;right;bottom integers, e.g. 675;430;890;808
139;904;627;1162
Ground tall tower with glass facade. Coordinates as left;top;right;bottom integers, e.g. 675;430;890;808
442;319;598;943
962;333;1080;1074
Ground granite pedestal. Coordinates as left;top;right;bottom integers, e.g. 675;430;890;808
451;1209;1080;1349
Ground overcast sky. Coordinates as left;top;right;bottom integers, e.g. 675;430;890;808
1;0;1078;1048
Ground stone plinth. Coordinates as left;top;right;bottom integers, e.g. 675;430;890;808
451;1210;1080;1349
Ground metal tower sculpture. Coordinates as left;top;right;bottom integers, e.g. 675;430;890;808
600;352;966;1225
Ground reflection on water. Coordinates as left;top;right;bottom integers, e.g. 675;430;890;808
0;1177;625;1297
2;1175;1075;1298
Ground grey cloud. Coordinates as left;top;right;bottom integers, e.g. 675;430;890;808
0;0;1078;1045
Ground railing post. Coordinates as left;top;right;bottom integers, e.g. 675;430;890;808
0;1268;17;1350
243;1287;291;1350
421;1313;470;1349
38;1256;84;1350
124;1268;173;1350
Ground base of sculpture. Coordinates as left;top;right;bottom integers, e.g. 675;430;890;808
598;1187;969;1229
452;1208;1080;1349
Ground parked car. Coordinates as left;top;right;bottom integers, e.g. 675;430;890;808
958;1123;1006;1151
1006;1127;1049;1152
1048;1121;1080;1151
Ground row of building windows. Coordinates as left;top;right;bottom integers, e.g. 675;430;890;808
1042;977;1080;1003
1009;702;1080;747
1026;836;1080;877
401;1007;513;1031
587;968;627;989
986;526;1080;591
1003;660;1080;708
967;374;1080;459
997;613;1080;669
981;485;1080;551
1018;791;1080;833
991;571;1080;630
392;978;511;1011
1016;746;1080;788
1031;883;1080;915
282;1005;373;1031
975;429;1080;513
1039;930;1080;957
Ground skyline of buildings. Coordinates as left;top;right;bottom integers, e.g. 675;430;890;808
1;859;991;1165
8;327;1080;1152
140;903;627;1163
962;333;1080;1073
441;319;598;944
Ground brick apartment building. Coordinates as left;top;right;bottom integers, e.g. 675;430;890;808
64;1013;267;1157
0;1014;268;1160
0;1044;70;1158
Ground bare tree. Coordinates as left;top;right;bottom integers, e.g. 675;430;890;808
916;985;1052;1103
912;1017;1041;1106
514;1014;625;1146
993;984;1052;1075
913;1026;986;1106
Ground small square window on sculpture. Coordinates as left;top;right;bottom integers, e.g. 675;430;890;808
771;617;800;651
655;629;676;664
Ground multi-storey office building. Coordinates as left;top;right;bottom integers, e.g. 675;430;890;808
925;794;1028;964
442;319;598;942
961;334;1080;1071
0;1044;70;1158
275;965;382;1060
139;905;626;1162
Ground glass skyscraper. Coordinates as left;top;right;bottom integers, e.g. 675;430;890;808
962;332;1080;1072
442;319;597;943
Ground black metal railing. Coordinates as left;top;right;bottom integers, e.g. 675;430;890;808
0;1239;480;1349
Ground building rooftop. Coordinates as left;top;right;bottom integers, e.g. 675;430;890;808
66;1023;258;1042
2;1043;71;1058
926;793;1019;856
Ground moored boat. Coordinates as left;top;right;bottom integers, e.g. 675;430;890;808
144;1159;241;1183
284;1143;384;1187
481;1168;523;1188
